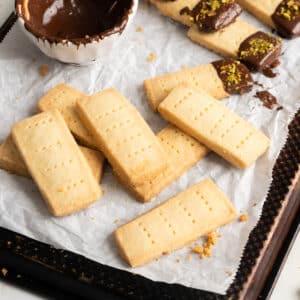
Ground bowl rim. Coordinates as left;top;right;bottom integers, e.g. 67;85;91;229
15;0;137;45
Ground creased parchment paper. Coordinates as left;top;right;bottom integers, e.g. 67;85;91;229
0;1;299;294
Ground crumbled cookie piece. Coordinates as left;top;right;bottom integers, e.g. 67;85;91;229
192;245;204;255
191;232;221;259
136;26;143;32
239;213;248;222
39;65;49;77
147;53;156;62
1;268;8;277
207;232;220;245
114;219;120;225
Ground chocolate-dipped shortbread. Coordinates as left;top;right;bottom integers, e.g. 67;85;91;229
180;0;242;32
237;0;300;39
188;19;282;75
144;59;253;111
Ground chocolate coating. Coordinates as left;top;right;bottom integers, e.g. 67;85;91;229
255;91;278;109
180;0;242;32
272;0;300;39
16;0;134;44
238;31;282;72
212;59;253;95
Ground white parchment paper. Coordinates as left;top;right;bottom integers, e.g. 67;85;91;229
0;1;299;294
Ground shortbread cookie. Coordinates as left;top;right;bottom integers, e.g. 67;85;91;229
77;88;167;191
0;135;30;177
144;58;253;111
0;136;104;182
237;0;282;28
187;19;282;71
115;179;237;267
158;85;270;169
12;110;102;216
149;0;242;31
79;146;105;182
115;125;209;201
149;0;200;26
37;84;98;150
237;0;300;39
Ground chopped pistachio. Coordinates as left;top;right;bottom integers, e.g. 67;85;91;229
277;0;300;21
240;38;276;59
220;61;243;85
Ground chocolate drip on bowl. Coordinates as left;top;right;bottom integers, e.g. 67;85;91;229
15;0;134;44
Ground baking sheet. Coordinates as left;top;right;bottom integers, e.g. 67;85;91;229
0;1;299;294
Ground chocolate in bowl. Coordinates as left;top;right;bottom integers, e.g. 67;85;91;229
15;0;137;64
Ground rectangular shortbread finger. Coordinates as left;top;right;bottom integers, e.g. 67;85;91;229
187;19;258;58
11;110;102;216
115;125;209;201
37;84;98;150
237;0;281;28
158;85;270;168
78;146;105;183
144;63;228;111
0;135;29;177
77;88;167;188
149;0;199;26
115;179;237;267
0;135;104;182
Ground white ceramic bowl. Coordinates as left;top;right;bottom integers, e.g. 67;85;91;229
16;0;138;65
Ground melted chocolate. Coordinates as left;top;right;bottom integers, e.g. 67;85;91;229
180;0;242;32
254;81;264;88
212;59;253;95
16;0;134;44
238;31;282;72
270;59;281;68
272;0;300;39
255;91;278;109
262;67;277;78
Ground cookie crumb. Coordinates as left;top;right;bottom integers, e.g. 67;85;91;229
239;213;248;222
147;53;156;62
114;219;120;225
1;268;8;277
136;26;143;32
192;232;221;259
226;271;233;277
192;245;204;255
176;258;181;263
90;216;96;221
39;65;49;77
186;254;192;261
207;232;221;245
